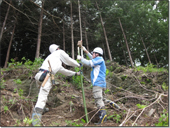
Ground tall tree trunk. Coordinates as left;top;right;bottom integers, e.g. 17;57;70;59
119;18;134;67
63;21;65;51
140;35;152;64
35;0;44;58
102;43;106;60
70;1;74;59
4;18;16;68
0;0;11;43
78;0;82;41
96;1;112;61
120;41;128;66
153;53;159;67
151;43;158;67
84;21;89;51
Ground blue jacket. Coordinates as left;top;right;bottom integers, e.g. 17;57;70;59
91;56;106;88
81;53;106;88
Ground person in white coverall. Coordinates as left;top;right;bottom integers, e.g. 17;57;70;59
77;42;107;124
32;44;80;126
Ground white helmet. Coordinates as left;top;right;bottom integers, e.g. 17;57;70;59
92;47;103;55
49;44;59;53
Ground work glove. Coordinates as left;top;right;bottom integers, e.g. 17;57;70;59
77;40;82;47
75;72;80;76
77;55;82;60
81;46;87;52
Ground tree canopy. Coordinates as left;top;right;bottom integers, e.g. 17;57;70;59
0;0;168;68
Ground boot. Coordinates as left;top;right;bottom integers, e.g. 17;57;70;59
95;109;107;125
42;107;49;115
32;107;43;126
103;98;120;109
109;101;120;109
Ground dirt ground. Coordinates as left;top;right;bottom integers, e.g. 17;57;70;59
0;62;169;126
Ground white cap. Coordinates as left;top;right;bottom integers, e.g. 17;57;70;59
49;44;59;53
92;47;103;55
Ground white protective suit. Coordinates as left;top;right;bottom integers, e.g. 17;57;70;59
34;49;79;109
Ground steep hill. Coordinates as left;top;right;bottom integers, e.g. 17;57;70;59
0;62;168;126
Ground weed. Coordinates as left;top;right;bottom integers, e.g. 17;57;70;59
71;96;75;99
121;75;127;81
162;82;168;91
81;119;86;123
155;109;168;126
110;66;113;71
65;120;83;126
135;63;168;73
0;71;6;89
106;69;110;76
104;89;110;94
4;105;8;113
72;67;81;89
146;78;151;83
113;114;121;123
140;81;145;84
51;122;60;126
53;86;58;91
106;60;110;63
23;117;32;126
13;88;17;93
14;79;22;84
136;104;147;109
107;114;114;120
63;81;70;87
0;79;5;89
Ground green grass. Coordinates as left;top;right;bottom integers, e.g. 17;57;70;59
135;64;168;73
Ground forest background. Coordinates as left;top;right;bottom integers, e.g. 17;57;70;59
0;0;169;126
0;0;169;68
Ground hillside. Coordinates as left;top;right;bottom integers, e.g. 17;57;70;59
0;62;168;126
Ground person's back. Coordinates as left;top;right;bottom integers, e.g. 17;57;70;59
40;49;80;74
40;50;61;74
32;44;80;126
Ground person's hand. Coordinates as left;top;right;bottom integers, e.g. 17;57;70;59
77;55;82;60
77;40;82;47
76;72;80;75
81;46;87;52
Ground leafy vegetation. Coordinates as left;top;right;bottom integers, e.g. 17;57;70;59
136;104;147;109
1;0;168;68
134;64;168;73
65;120;84;126
72;67;82;89
155;109;168;126
0;58;168;126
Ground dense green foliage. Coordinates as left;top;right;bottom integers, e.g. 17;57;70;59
0;0;168;68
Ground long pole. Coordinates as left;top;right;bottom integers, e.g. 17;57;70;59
80;62;89;123
78;0;82;41
77;0;88;120
77;47;89;123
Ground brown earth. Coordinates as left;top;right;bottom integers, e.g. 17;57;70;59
0;62;168;126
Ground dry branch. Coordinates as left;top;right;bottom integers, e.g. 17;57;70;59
3;0;35;25
132;93;167;126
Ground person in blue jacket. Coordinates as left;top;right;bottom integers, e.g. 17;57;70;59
77;42;107;124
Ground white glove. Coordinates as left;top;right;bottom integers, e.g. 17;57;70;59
77;55;82;60
76;72;80;75
81;46;87;52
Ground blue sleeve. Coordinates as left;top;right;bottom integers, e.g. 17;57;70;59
92;57;103;66
81;58;92;67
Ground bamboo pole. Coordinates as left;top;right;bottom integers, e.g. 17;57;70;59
78;0;88;122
